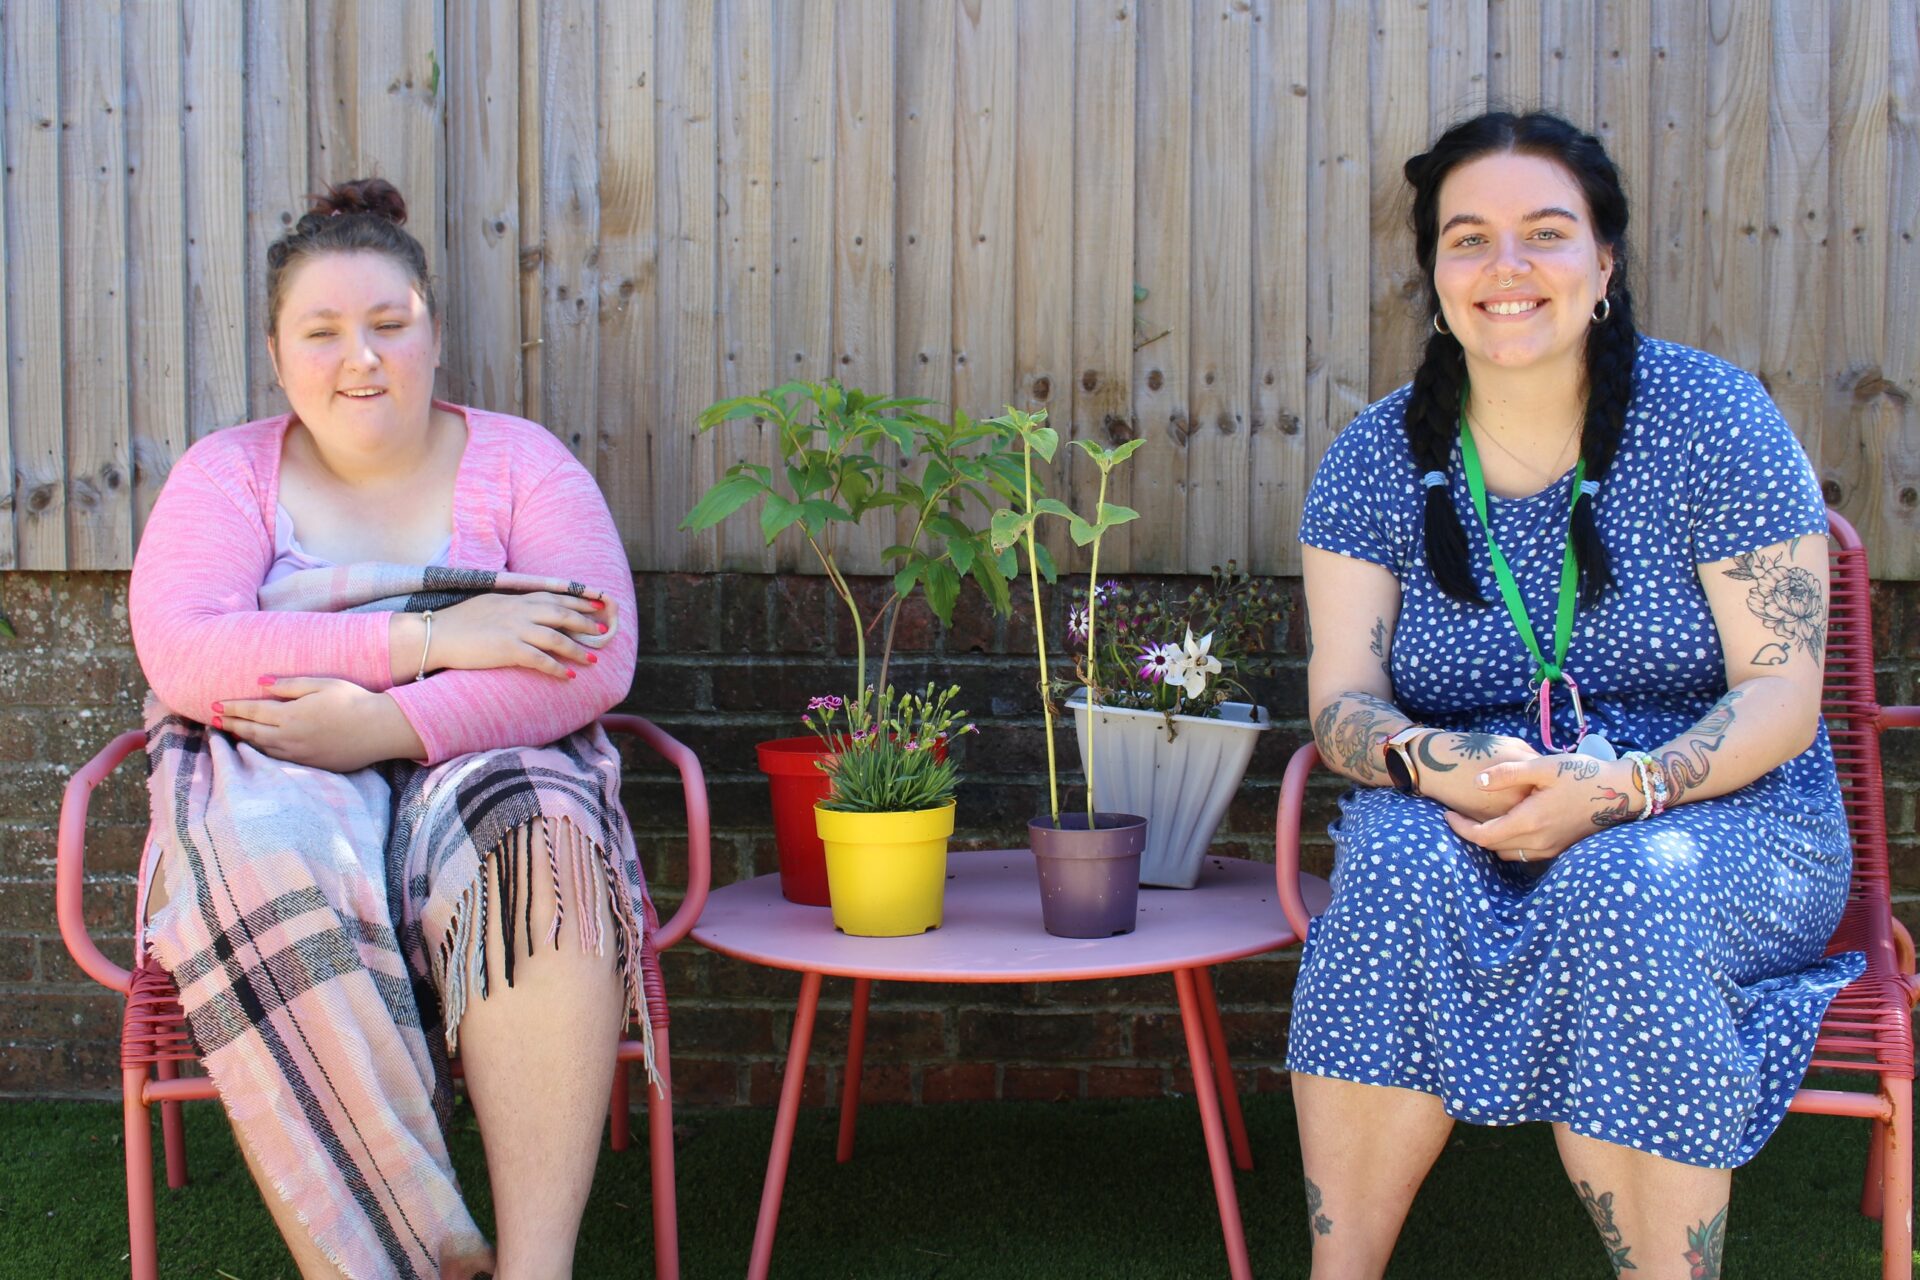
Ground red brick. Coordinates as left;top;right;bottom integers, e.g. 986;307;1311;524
848;1062;913;1105
922;1062;996;1103
0;991;125;1039
747;1060;828;1107
944;588;1001;656
0;1038;123;1095
1004;1066;1081;1102
668;1006;776;1055
1218;1010;1292;1059
769;576;836;656
653;573;723;654
666;1057;741;1107
1088;1065;1166;1099
0;935;35;981
956;1010;1127;1059
38;935;134;985
814;1009;946;1059
1132;1012;1188;1062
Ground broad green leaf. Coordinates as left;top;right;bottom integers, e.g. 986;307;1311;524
801;500;857;527
1108;437;1147;465
989;509;1031;552
1033;543;1059;583
696;394;777;430
880;544;917;562
759;493;806;543
1033;497;1077;520
948;538;976;577
927;513;973;542
1096;502;1141;529
893;562;924;597
970;555;1011;617
1067;513;1098;546
924;561;961;624
679;474;765;532
1029;425;1059;461
995;545;1020;579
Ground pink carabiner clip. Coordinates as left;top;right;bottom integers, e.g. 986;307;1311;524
1539;674;1588;752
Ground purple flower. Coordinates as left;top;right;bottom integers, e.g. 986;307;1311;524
1067;606;1090;641
807;694;844;712
1137;643;1178;683
1094;579;1122;604
905;739;921;752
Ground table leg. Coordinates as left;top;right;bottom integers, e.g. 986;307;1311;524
837;976;872;1163
748;969;824;1280
1175;966;1253;1280
1195;966;1253;1171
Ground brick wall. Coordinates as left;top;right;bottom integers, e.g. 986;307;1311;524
3;571;1916;1103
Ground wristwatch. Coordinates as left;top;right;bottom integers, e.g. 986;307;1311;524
1381;725;1431;795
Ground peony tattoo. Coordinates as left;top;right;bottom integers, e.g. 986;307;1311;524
1723;542;1826;665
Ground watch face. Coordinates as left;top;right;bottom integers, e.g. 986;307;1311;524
1384;745;1415;793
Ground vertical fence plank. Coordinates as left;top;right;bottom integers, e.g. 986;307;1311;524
658;0;718;571
1761;0;1828;462
445;0;521;412
126;0;189;541
1306;0;1371;483
1699;1;1769;367
1013;0;1075;570
246;0;308;418
1595;0;1651;263
714;0;770;569
600;0;660;563
306;0;353;180
1825;0;1893;559
62;0;135;567
771;0;834;572
1539;0;1596;124
1131;0;1191;572
517;0;543;425
896;0;954;420
4;0;65;567
1645;3;1704;343
358;0;441;283
1071;0;1136;573
1251;0;1308;576
1369;0;1428;399
184;0;248;443
952;0;1015;422
833;0;895;574
1186;0;1253;571
538;0;599;472
1488;0;1540;108
0;47;10;568
1429;0;1488;126
1880;0;1919;575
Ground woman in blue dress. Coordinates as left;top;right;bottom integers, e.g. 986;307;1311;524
1288;111;1861;1279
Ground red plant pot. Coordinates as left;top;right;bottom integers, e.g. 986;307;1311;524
757;737;835;906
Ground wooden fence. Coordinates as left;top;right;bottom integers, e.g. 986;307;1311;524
2;1;1916;576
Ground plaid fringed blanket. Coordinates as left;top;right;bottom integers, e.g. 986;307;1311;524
141;562;655;1280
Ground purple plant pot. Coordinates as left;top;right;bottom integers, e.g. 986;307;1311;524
1028;812;1148;938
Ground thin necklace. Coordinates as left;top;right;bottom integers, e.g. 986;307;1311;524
1463;406;1582;485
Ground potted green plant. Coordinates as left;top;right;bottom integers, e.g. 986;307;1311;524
802;683;975;935
1060;565;1282;887
682;382;1025;904
988;407;1148;938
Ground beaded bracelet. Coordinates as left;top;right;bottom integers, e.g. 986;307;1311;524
1643;753;1671;817
1624;752;1657;821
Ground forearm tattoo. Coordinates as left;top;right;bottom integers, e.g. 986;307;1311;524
1683;1205;1728;1279
1311;691;1405;784
1413;731;1459;775
1655;688;1744;806
1591;785;1639;829
1724;542;1826;666
1368;617;1390;680
1575;1181;1636;1274
1305;1176;1333;1237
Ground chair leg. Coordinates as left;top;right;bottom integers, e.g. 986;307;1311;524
610;1058;632;1153
1880;1076;1913;1280
837;977;871;1164
124;1065;159;1280
156;1058;189;1189
647;1025;679;1280
1865;1117;1888;1219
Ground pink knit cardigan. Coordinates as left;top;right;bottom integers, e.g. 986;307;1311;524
129;404;639;765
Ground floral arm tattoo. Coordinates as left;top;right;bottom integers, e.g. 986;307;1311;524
1311;691;1407;786
1653;688;1744;806
1723;541;1826;666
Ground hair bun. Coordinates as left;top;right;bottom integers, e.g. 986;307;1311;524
308;177;408;226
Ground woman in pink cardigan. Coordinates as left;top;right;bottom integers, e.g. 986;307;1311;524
130;178;646;1280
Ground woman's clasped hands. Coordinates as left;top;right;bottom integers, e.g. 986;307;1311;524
1442;749;1644;864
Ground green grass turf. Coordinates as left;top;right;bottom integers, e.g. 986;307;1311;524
0;1089;1905;1278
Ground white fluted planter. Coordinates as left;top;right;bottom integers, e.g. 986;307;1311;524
1067;693;1271;888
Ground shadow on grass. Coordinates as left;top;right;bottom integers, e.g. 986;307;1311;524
0;1090;1896;1277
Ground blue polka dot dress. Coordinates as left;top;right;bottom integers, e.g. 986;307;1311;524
1286;338;1865;1168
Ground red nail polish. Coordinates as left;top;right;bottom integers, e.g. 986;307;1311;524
258;675;276;686
590;600;605;609
211;716;224;730
588;653;598;664
597;623;608;635
567;669;577;679
211;702;224;715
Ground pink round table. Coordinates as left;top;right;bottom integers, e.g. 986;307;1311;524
692;849;1332;1280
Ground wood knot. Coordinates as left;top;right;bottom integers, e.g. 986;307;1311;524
1104;415;1135;443
1031;376;1052;401
1081;369;1099;393
1146;370;1163;391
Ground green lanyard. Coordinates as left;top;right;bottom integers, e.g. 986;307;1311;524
1458;416;1590;746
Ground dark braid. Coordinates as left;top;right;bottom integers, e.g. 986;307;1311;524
1401;111;1641;606
264;178;435;335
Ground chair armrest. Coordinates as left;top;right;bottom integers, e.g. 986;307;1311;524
1879;705;1920;732
1274;741;1323;942
56;730;146;994
600;714;710;952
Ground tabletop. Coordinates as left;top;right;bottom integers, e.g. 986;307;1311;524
690;849;1330;983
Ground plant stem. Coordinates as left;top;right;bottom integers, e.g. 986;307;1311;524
1022;439;1060;827
1084;468;1109;827
810;536;866;695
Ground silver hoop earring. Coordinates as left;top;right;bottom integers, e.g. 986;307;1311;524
1432;312;1451;337
1591;296;1612;325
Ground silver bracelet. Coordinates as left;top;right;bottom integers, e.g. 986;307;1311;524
415;610;434;682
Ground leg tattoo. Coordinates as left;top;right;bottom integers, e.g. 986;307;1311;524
1305;1176;1333;1237
1575;1181;1637;1274
1682;1205;1727;1280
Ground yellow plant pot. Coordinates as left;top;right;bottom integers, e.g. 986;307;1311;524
815;801;957;937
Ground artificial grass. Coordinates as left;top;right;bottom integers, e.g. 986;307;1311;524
0;1090;1903;1278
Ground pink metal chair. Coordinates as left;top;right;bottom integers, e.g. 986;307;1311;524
1274;510;1918;1280
56;713;709;1280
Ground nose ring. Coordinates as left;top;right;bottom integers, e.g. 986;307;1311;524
1499;274;1514;289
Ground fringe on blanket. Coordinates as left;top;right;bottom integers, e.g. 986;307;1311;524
432;815;659;1091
